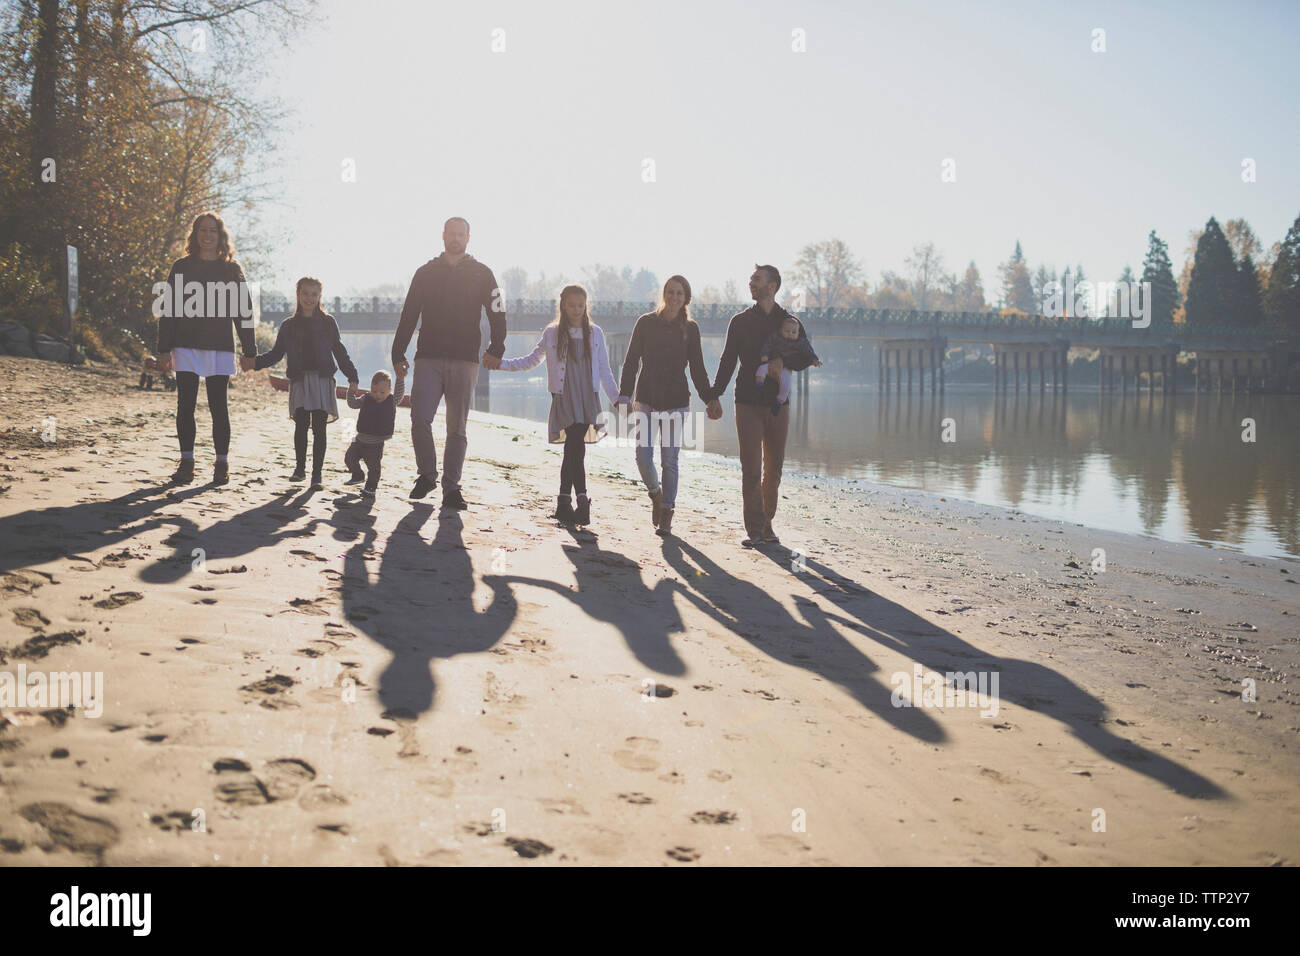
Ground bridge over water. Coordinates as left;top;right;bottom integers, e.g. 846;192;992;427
259;296;1299;395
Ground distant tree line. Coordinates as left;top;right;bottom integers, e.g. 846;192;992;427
780;215;1300;333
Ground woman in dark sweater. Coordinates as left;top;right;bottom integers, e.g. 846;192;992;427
155;211;257;485
248;277;359;489
616;274;714;537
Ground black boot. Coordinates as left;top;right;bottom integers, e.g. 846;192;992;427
554;495;574;523
573;494;591;525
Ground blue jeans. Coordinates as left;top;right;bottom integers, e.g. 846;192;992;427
633;404;687;509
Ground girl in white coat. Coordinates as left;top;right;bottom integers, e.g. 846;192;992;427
498;284;621;525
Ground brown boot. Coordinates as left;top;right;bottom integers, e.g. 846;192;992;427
649;487;664;528
171;457;195;484
656;507;674;537
213;460;229;485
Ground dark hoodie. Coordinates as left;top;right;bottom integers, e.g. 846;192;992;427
391;253;507;365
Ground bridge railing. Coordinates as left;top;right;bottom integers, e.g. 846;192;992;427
256;294;1292;345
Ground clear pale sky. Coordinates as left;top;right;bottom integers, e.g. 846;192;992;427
230;0;1300;300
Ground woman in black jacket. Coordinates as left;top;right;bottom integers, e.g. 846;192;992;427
155;211;257;485
616;275;714;537
249;277;359;489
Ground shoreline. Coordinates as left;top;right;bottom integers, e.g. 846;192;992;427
0;356;1296;866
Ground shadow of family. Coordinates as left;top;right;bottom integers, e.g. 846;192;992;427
0;481;1226;799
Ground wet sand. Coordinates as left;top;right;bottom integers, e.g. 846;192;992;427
0;354;1296;865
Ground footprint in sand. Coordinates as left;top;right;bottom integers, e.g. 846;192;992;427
298;784;348;811
238;674;298;710
707;770;732;782
92;591;142;610
617;792;654;805
212;757;319;805
261;758;316;801
759;833;811;854
285;596;330;617
19;802;120;863
149;811;197;832
613;736;661;771
380;708;421;758
505;837;553;859
1;571;48;596
290;549;327;562
666;846;700;862
12;608;50;629
8;630;83;661
295;639;340;658
538;797;588;816
690;810;738;825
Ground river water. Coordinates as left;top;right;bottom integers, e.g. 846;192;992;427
484;381;1298;562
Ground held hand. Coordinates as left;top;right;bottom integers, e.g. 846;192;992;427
481;353;502;370
394;359;409;379
706;398;723;420
239;355;255;372
157;351;172;372
347;381;361;398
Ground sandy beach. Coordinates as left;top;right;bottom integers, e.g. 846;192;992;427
0;353;1296;866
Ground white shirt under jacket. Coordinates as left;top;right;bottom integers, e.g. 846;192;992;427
500;324;621;402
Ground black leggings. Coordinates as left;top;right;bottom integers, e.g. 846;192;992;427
559;426;589;497
176;372;230;455
294;408;328;474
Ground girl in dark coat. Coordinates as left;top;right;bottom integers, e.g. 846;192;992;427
249;277;359;489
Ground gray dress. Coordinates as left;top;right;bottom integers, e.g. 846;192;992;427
548;331;604;444
288;371;339;423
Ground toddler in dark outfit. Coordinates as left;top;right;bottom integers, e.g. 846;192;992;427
755;315;821;415
344;369;406;498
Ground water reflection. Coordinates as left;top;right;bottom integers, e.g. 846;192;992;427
487;382;1300;560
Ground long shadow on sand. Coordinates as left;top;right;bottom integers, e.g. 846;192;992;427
695;541;1223;799
482;529;687;677
338;504;517;717
137;486;333;584
658;536;946;743
0;483;210;576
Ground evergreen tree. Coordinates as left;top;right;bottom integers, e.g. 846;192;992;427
1032;263;1051;301
955;261;986;311
998;240;1035;313
1184;218;1237;326
1235;253;1265;327
1073;264;1090;316
1140;230;1180;327
1265;213;1300;331
1105;265;1137;318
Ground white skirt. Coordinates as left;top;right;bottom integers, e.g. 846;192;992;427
172;348;235;378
